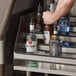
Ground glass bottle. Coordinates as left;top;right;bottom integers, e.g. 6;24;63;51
26;18;37;54
50;23;62;56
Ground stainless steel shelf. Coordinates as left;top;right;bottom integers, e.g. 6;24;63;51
39;45;76;53
14;52;76;76
13;16;76;76
16;43;76;53
14;66;76;76
14;52;76;66
36;34;76;42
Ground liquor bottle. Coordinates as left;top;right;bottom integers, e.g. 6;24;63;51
44;0;55;44
59;14;70;36
50;22;62;56
35;2;43;34
26;18;37;54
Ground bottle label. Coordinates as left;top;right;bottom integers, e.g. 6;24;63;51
44;31;50;44
54;31;58;34
59;15;70;35
26;40;37;53
30;25;34;31
50;4;54;11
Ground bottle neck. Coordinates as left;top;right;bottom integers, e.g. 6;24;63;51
53;24;59;40
30;29;35;36
47;0;55;11
37;2;42;17
53;25;58;34
44;24;50;31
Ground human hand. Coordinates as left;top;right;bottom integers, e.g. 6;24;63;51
43;11;55;25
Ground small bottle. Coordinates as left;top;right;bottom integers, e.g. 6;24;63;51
26;18;37;54
35;2;43;34
50;23;62;56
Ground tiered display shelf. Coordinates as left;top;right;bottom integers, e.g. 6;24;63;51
13;13;76;76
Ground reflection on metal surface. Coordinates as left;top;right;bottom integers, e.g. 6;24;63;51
50;64;62;70
14;60;76;76
14;52;76;66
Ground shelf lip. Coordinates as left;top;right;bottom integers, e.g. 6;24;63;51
39;45;76;53
14;66;76;76
14;52;76;66
36;34;76;42
60;36;76;42
17;43;76;53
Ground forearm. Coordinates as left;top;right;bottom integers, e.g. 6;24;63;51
53;0;75;21
43;0;75;24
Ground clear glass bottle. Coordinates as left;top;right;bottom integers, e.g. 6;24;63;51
50;23;62;56
26;18;37;54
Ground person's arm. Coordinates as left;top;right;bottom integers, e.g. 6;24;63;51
54;0;75;21
43;0;75;24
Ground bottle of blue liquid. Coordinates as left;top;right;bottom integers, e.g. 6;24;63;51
59;14;70;36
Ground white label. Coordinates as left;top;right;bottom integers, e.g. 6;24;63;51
26;40;37;53
50;4;54;11
54;31;58;34
30;25;34;31
44;31;50;44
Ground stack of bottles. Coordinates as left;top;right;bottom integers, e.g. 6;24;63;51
24;0;72;68
15;0;72;69
25;0;62;56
